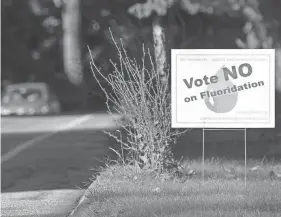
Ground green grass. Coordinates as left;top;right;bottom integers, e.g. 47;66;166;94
74;160;281;217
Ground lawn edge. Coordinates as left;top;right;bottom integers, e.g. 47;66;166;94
66;184;94;217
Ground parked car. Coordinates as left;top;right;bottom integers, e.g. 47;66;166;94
1;82;61;116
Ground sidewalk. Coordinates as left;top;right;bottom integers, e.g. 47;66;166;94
1;189;84;217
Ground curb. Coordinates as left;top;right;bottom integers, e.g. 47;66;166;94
66;183;95;217
66;190;87;217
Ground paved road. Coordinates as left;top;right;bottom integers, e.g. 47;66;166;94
1;113;121;216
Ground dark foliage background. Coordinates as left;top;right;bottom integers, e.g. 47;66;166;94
2;0;281;110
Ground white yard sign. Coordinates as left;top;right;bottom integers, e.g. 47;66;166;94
171;49;275;128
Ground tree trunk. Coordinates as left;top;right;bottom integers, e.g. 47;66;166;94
152;16;167;87
62;0;83;85
62;0;88;109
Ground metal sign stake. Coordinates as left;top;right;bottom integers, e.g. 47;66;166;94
202;128;247;187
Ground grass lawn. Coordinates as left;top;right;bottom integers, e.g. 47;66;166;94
74;160;281;217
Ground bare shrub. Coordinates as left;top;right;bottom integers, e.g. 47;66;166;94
88;33;188;172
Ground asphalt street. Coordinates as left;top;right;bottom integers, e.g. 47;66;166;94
1;113;121;216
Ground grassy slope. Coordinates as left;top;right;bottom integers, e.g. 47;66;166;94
74;160;281;217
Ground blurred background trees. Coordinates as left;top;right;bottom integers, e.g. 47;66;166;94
2;0;280;110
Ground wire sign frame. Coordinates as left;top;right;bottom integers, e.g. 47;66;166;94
202;128;247;187
171;49;275;188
